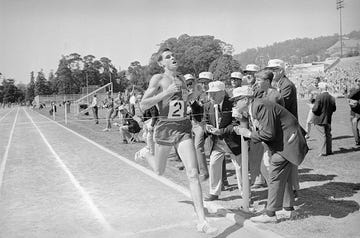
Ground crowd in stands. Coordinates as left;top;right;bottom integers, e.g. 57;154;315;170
293;57;360;98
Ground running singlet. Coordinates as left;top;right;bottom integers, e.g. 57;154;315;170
158;74;189;121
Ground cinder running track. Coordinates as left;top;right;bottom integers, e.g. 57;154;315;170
0;107;261;238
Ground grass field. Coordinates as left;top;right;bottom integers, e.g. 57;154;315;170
36;97;360;238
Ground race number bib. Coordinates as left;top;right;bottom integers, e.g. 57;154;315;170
168;100;185;119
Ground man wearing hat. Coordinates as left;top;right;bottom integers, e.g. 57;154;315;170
230;72;243;88
203;81;242;201
312;82;336;156
243;64;260;86
185;73;209;181
266;59;300;197
266;59;298;118
231;86;308;223
197;72;213;104
228;72;243;97
198;72;231;187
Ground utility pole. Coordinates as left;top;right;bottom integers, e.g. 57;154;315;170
336;0;344;58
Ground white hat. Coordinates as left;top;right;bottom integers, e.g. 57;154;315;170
207;81;225;93
244;64;260;72
184;74;195;81
230;72;243;79
230;86;254;100
199;72;214;81
266;59;285;69
318;82;328;89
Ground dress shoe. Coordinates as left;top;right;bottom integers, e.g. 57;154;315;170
250;214;277;223
276;209;295;220
204;194;219;201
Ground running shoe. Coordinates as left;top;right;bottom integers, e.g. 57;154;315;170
196;221;218;235
102;128;110;132
134;148;147;162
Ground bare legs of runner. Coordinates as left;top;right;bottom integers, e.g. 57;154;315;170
135;138;217;234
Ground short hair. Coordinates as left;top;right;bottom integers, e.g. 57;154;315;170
255;69;274;84
157;48;171;62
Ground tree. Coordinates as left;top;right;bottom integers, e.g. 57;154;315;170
15;83;26;103
35;70;51;95
209;54;242;85
127;61;148;91
2;78;17;103
150;34;226;77
83;54;101;86
55;56;76;94
26;71;36;102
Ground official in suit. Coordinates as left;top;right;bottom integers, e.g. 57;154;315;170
251;69;285;189
203;81;242;201
266;59;300;197
231;86;308;223
312;82;337;156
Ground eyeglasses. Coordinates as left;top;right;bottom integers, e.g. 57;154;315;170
187;82;193;87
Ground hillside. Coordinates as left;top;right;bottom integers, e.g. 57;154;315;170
234;30;360;67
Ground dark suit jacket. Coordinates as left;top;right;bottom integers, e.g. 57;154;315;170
204;95;241;155
312;91;336;125
276;76;298;119
250;99;308;166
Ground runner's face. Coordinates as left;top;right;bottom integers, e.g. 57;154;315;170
160;51;177;70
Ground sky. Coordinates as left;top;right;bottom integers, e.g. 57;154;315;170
0;0;359;84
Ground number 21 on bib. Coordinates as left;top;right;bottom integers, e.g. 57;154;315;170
168;100;185;119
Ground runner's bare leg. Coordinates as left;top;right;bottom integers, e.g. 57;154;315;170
176;138;206;223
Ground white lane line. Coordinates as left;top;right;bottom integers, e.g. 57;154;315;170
117;221;194;237
31;108;192;198
23;108;113;232
0;108;19;196
0;108;15;123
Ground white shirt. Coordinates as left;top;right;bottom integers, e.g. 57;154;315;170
129;95;136;104
91;97;98;107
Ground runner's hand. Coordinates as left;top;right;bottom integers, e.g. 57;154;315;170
165;83;180;96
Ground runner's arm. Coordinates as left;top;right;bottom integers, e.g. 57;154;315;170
140;74;177;111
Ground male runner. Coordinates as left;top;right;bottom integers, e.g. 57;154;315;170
135;48;217;234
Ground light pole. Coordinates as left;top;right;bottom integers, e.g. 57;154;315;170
336;0;344;58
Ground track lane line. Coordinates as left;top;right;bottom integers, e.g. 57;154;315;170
30;108;192;198
23;108;113;232
0;108;15;123
0;107;19;196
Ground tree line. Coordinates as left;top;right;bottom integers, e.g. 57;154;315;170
18;34;240;104
234;30;360;68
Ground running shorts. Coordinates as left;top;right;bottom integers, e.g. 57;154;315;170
154;119;192;146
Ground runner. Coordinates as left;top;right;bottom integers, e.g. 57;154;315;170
134;48;217;235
